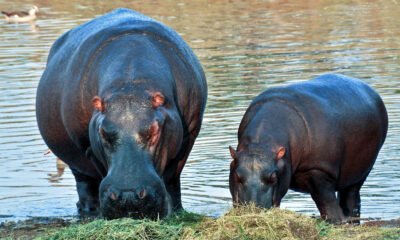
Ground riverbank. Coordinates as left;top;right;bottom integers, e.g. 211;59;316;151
1;206;399;240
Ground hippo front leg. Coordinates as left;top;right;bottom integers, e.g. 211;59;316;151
164;129;199;211
301;169;346;224
71;169;101;215
165;176;183;210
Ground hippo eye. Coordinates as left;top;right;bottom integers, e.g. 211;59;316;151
138;131;151;143
99;127;117;144
263;172;277;185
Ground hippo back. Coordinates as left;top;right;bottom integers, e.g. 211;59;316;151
47;8;204;85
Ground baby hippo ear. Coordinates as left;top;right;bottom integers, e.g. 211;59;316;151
92;96;105;112
276;146;286;160
229;146;237;159
151;92;165;108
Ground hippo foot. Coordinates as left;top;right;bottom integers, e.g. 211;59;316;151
77;199;99;216
344;216;361;225
325;217;347;225
326;216;362;225
72;172;101;216
321;208;347;225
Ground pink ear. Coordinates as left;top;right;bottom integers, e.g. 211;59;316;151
276;147;285;160
230;159;236;170
229;146;237;159
149;121;160;146
151;92;165;108
92;96;104;112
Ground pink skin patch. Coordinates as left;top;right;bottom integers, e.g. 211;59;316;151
276;147;285;160
149;121;160;146
150;92;165;108
110;192;117;201
92;96;104;112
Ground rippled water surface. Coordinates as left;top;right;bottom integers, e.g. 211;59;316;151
0;0;399;222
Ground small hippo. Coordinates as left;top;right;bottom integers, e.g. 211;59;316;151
229;74;388;224
36;9;207;219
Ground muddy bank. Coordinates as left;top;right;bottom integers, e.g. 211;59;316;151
0;217;76;239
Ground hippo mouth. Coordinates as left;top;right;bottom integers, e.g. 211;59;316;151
100;195;170;219
101;206;165;220
100;188;172;219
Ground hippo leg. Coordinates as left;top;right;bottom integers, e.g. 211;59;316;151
165;130;199;211
303;170;345;224
71;170;101;215
165;176;183;210
338;183;363;224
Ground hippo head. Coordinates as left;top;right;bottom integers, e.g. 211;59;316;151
88;87;182;219
228;144;290;209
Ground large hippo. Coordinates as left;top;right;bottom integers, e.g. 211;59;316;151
228;74;387;224
36;9;207;219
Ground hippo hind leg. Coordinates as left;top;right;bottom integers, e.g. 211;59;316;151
338;182;363;224
301;169;346;224
72;169;101;216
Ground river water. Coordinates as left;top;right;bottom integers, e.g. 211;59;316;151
0;0;399;222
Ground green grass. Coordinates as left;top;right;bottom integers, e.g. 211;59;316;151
324;224;400;240
37;212;203;240
30;206;400;240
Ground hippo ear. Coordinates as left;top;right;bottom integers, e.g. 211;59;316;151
92;96;105;112
229;146;237;159
150;92;165;108
230;158;237;171
276;147;286;160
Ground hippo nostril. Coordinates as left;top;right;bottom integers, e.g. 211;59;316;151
138;188;146;199
110;191;117;201
107;187;120;201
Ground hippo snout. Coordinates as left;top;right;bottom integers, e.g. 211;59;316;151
234;184;274;209
105;186;148;202
100;184;170;219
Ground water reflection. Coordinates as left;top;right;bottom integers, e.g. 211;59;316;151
0;0;399;222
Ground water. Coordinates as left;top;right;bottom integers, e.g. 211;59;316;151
0;0;399;222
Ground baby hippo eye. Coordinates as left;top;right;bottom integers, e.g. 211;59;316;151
99;127;107;140
263;172;277;185
234;171;246;184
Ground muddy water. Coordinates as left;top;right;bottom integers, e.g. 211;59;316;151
0;0;399;222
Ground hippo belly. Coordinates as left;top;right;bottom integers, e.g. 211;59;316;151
36;8;207;219
229;73;387;224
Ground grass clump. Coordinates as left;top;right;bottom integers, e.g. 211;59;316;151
39;211;203;240
40;206;321;240
43;218;179;240
32;206;400;240
325;224;400;240
197;205;320;240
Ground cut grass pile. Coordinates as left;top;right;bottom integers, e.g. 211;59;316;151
39;206;320;240
4;205;399;240
197;206;320;240
39;211;203;240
